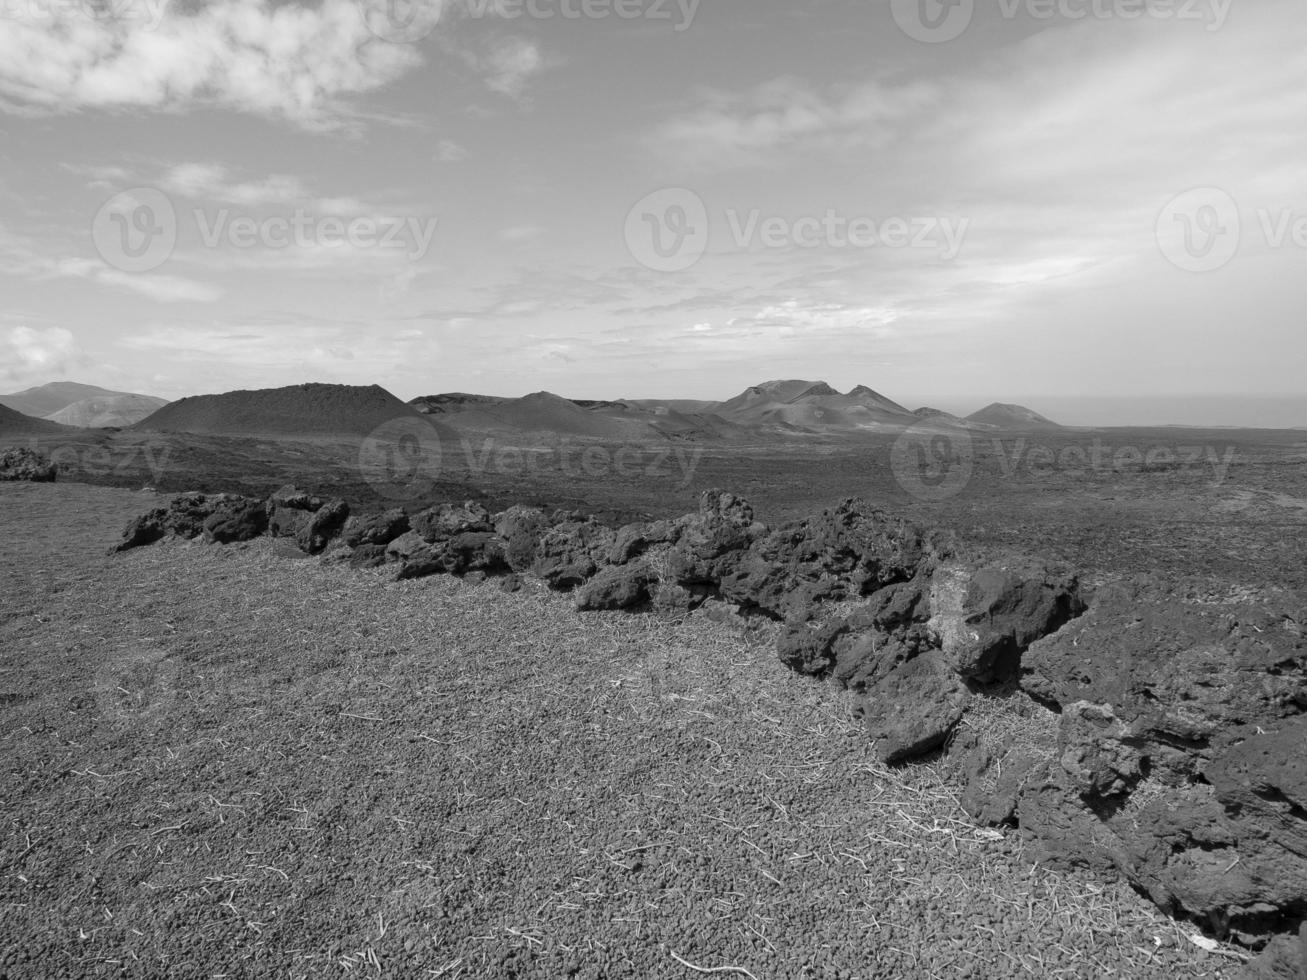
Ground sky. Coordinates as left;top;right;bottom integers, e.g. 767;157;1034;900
1;0;1305;426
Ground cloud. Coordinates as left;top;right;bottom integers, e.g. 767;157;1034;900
0;326;83;383
0;224;222;302
465;35;548;98
0;0;424;127
436;139;468;163
158;162;374;214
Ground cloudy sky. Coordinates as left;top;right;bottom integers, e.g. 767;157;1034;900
1;0;1304;425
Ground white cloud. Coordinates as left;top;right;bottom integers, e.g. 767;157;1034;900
0;326;83;383
0;0;424;127
468;36;547;98
436;139;468;163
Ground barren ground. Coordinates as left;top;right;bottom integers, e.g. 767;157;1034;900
0;483;1253;978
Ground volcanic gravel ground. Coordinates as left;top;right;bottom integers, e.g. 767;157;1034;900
0;484;1243;978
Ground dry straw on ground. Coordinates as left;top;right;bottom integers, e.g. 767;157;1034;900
0;484;1251;979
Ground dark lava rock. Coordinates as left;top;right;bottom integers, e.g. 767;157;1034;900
114;510;168;551
777;576;933;685
720;498;926;622
1006;582;1307;940
114;492;264;551
397;532;507;581
0;447;57;482
950;727;1047;826
1022;579;1306;764
342;509;410;548
608;520;679;565
927;558;1085;683
668;489;767;589
854;650;971;764
493;505;550;572
385;530;425;563
411;501;492;542
575;563;656;611
532;520;615;591
266;485;323;540
202;496;268;544
295;498;349;555
1238;932;1306;979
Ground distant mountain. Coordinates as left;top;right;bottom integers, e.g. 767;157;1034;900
966;403;1062;430
714;379;916;432
135;383;426;437
0;382;127;419
46;393;169;428
0;403;75;435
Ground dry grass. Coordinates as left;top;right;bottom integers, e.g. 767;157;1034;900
0;483;1251;979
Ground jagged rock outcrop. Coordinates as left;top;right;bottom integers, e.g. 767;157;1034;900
113;492;269;551
954;577;1307;948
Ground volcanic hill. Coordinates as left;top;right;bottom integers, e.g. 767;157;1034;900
965;403;1063;430
134;383;427;438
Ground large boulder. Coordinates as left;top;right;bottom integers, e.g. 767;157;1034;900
114;492;266;551
493;505;550;572
608;520;679;565
396;531;507;581
575;563;656;611
927;558;1085;683
719;498;926;622
667;490;766;588
295;498;349;555
342;509;410;548
202;496;268;544
532;520;615;591
1022;579;1306;765
1000;579;1307;941
411;501;492;542
266;485;323;540
0;447;56;482
854;651;971;764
